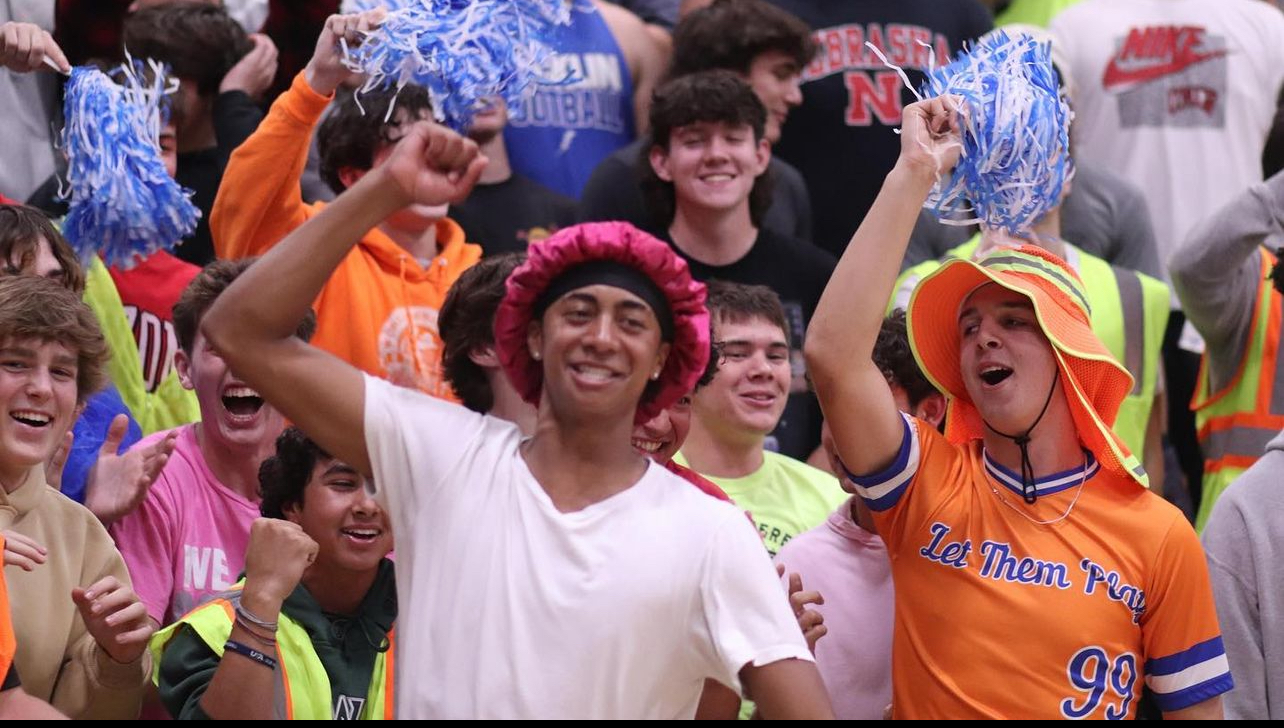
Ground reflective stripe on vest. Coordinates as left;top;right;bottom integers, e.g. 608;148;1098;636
150;583;395;719
1192;249;1284;530
892;239;1168;457
1077;252;1170;457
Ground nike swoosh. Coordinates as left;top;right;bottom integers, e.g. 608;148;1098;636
1102;49;1228;91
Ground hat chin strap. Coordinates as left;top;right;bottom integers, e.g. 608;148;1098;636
982;369;1059;505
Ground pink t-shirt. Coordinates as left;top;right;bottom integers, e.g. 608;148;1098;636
109;425;260;626
773;497;894;720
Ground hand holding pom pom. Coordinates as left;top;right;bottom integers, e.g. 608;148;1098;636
899;96;966;182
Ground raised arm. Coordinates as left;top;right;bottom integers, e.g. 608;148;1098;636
804;98;962;475
209;12;378;261
200;121;486;476
1170;171;1284;377
594;0;667;136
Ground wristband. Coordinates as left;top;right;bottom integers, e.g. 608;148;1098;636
224;640;277;670
236;602;279;632
235;616;277;647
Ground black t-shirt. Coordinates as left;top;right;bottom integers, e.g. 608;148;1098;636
580;138;814;242
174;91;265;267
668;228;837;460
2;662;19;692
450;173;580;256
768;0;992;257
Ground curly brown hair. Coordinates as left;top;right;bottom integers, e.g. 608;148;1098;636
259;427;331;520
318;85;435;193
0;276;108;402
874;309;939;410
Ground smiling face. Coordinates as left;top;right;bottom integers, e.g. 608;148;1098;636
631;393;692;464
0;338;79;489
649;120;770;218
285;458;392;574
958;283;1061;434
744;49;803;144
175;329;286;453
692;315;790;441
529;284;670;423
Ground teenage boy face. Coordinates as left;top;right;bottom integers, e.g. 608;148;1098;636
744;49;803;145
649;120;770;215
693;315;790;438
176;329;286;451
528;284;670;422
631;393;692;464
286;458;391;574
958;283;1062;435
0;338;79;487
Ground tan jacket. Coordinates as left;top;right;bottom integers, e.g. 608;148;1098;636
0;467;150;719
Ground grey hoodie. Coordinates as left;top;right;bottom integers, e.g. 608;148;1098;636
1202;428;1284;719
1170;170;1284;393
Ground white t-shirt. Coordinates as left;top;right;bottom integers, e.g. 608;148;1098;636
1052;0;1284;300
362;375;811;719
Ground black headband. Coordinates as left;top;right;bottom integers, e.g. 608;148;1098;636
533;260;675;341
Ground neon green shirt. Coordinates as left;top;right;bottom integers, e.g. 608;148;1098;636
673;450;847;555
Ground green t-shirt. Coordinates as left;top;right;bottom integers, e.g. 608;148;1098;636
673;450;847;555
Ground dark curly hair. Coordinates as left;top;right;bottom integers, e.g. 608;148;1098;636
873;309;939;409
440;252;526;413
641;71;773;229
670;0;816;79
258;428;331;519
173;258;316;355
123;2;253;97
318;85;435;193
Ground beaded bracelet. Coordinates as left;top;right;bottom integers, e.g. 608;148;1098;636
224;640;277;670
235;603;279;632
235;616;277;647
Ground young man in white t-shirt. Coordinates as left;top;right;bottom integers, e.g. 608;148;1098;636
199;120;831;719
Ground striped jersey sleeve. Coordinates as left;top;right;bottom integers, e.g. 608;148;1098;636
1141;515;1234;712
843;412;921;513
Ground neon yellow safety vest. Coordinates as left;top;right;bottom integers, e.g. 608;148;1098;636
150;584;396;720
892;238;1170;459
1191;249;1284;531
82;257;200;434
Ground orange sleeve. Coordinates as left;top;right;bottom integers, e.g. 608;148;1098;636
0;537;13;687
848;414;961;551
210;72;333;260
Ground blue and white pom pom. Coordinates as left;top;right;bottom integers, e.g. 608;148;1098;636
871;31;1073;235
61;57;200;269
343;0;575;132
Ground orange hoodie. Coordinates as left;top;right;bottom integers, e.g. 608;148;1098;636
211;73;481;401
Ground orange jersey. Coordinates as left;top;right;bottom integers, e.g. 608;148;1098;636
849;415;1231;719
0;536;13;687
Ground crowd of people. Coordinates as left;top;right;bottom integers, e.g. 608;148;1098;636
1;0;1283;720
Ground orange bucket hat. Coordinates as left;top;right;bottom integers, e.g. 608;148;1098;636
905;245;1148;489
